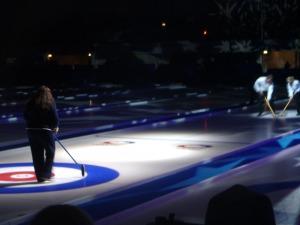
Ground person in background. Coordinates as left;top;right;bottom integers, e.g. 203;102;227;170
24;86;59;183
205;184;276;225
30;204;93;225
286;76;300;115
253;74;275;116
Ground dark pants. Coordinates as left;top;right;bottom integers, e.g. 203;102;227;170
257;91;275;115
294;92;300;114
27;130;55;182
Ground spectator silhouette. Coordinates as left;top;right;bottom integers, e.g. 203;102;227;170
205;184;275;225
30;204;93;225
295;212;300;225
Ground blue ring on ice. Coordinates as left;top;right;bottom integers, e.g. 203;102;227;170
0;162;119;194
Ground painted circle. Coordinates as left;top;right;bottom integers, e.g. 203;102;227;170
95;140;135;146
11;173;35;179
0;163;119;194
177;144;212;150
0;171;36;182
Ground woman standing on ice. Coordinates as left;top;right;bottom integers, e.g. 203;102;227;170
24;86;59;183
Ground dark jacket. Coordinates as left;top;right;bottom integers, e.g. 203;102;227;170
24;100;59;129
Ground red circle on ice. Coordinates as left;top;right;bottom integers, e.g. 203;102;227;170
0;171;37;182
0;172;56;182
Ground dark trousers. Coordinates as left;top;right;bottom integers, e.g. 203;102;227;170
27;130;55;181
293;92;300;114
257;91;275;114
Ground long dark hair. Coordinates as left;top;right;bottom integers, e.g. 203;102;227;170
32;86;55;110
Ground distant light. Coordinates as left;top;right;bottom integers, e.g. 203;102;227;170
161;22;167;27
88;53;92;57
203;30;208;36
47;53;53;60
263;50;268;55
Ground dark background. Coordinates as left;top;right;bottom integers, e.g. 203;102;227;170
1;0;299;86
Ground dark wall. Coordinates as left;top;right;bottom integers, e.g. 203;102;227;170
1;51;299;88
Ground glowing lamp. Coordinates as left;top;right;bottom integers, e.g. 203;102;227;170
47;54;53;59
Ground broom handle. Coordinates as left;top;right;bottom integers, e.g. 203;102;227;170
264;97;276;118
280;96;293;116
